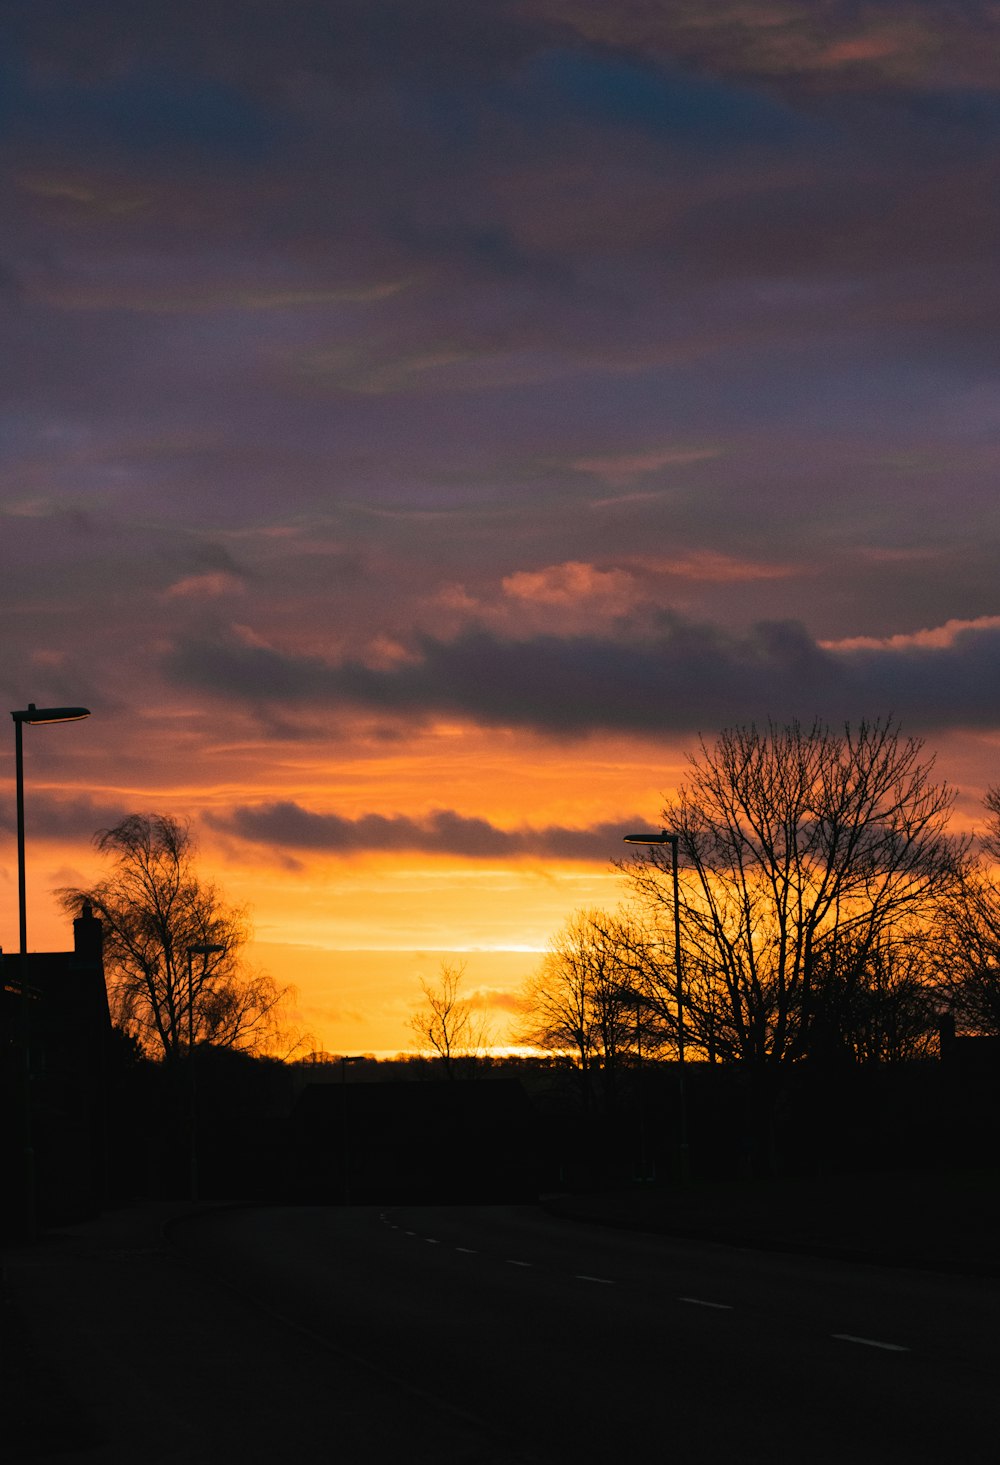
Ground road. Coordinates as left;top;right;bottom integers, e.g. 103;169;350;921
172;1203;1000;1463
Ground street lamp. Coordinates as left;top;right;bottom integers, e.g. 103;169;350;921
341;1054;365;1204
186;942;225;1202
10;702;90;1240
610;981;654;1182
623;829;689;1180
12;705;91;960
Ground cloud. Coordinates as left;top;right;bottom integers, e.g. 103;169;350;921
469;986;525;1014
13;1;998;105
5;0;998;495
509;47;807;147
0;794;128;841
821;616;1000;653
501;561;637;608
162;571;245;599
573;447;720;487
537;3;1000;94
87;70;275;160
165;611;1000;737
639;551;803;584
208;802;639;862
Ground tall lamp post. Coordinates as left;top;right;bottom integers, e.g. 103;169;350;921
186;942;225;1202
11;702;91;1239
623;829;689;1180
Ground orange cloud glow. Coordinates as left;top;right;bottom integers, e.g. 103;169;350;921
502;561;637;607
163;572;245;599
821;616;1000;653
639;550;803;583
573;447;719;487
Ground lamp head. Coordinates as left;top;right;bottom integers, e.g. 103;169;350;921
623;830;677;846
12;703;91;725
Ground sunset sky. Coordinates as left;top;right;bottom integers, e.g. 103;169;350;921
3;1;1000;1054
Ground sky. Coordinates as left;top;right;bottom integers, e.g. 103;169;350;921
3;0;1000;1054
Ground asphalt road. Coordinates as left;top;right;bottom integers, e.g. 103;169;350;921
172;1203;1000;1464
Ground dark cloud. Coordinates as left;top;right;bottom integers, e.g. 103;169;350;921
841;626;1000;730
512;48;808;148
190;539;246;575
0;794;128;841
165;635;334;703
0;1;556;92
2;0;995;483
10;2;999;103
0;56;280;161
538;2;1000;96
164;616;1000;737
208;801;640;862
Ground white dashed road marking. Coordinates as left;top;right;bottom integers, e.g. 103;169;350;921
832;1334;909;1352
384;1216;916;1355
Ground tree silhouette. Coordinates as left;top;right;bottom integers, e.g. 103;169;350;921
934;785;1000;1036
803;926;939;1063
408;961;493;1076
622;719;962;1072
515;909;665;1109
58;813;296;1062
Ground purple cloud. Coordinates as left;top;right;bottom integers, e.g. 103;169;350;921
164;613;1000;737
208;801;642;861
0;794;129;841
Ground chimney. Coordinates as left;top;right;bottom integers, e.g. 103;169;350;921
74;900;104;966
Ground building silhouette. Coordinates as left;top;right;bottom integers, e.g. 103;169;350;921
1;903;112;1233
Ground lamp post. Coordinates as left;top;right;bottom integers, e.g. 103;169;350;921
13;705;91;961
623;829;689;1180
10;703;90;1240
611;982;653;1182
186;942;225;1202
341;1054;365;1203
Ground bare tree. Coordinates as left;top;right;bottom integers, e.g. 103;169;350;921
58;813;297;1061
622;719;962;1073
515;909;665;1108
408;961;493;1076
804;927;939;1063
933;787;1000;1036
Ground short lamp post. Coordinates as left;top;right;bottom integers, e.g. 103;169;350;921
186;943;225;1202
623;829;690;1181
11;703;91;1240
612;982;653;1182
341;1054;365;1204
